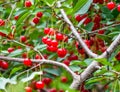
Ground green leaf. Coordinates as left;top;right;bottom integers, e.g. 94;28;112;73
69;65;81;72
21;71;43;82
97;34;112;43
10;66;23;77
76;0;93;14
42;0;56;6
72;0;88;13
86;77;105;85
84;22;94;32
94;58;112;67
44;68;61;76
70;60;87;66
8;49;23;57
16;10;31;30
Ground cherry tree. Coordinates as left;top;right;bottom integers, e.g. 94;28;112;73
0;0;120;92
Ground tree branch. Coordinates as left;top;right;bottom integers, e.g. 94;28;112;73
57;1;120;89
57;1;98;58
100;34;120;58
0;56;77;78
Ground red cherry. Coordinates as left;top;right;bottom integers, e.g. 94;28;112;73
117;5;120;12
20;36;27;42
107;2;116;10
14;15;19;20
32;17;40;24
35;54;41;59
49;28;55;35
42;78;52;85
42;37;48;44
84;40;91;48
115;52;120;61
36;12;43;18
93;14;101;23
57;48;67;58
25;86;32;92
0;60;2;67
83;17;92;25
0;32;7;37
43;54;48;59
25;0;32;7
46;38;52;46
68;54;78;61
23;58;32;67
93;0;99;3
8;47;14;53
50;46;58;52
0;19;5;26
59;89;64;92
98;30;105;34
22;52;27;58
1;61;9;69
49;88;57;92
51;40;58;47
61;76;68;83
44;28;50;35
63;60;70;66
35;81;44;89
78;48;85;54
98;0;104;4
75;14;82;22
56;33;64;41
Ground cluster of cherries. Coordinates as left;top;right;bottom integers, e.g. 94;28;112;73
42;28;68;58
25;80;44;92
107;1;120;11
24;76;67;92
0;60;9;70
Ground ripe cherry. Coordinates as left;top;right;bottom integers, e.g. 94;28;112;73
107;2;116;10
35;81;44;89
49;88;57;92
25;0;32;7
42;37;48;44
44;28;50;35
75;14;82;22
36;12;43;18
0;32;7;37
56;33;64;41
35;54;41;59
23;58;32;67
63;60;70;66
98;30;105;34
61;76;68;83
32;17;40;24
117;5;120;12
1;61;9;69
84;40;91;48
22;52;27;58
83;17;92;25
0;19;5;26
46;38;52;46
8;47;14;53
25;86;32;92
20;36;27;42
42;78;52;85
59;89;64;92
14;15;19;20
115;52;120;61
51;40;58;47
68;54;78;61
93;14;101;23
57;48;67;58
